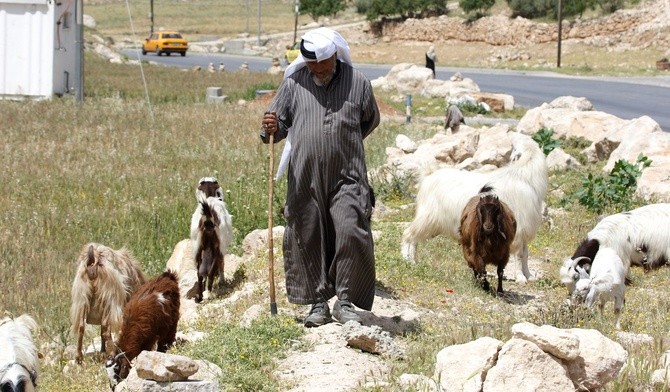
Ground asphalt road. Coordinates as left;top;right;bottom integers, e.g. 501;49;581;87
124;49;670;131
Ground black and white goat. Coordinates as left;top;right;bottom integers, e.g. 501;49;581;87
0;314;39;392
105;270;180;387
560;203;670;296
187;177;233;303
402;132;548;283
570;247;626;329
459;186;517;293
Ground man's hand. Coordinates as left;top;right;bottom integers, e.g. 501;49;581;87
262;112;278;135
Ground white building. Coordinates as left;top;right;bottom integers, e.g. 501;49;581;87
0;0;78;99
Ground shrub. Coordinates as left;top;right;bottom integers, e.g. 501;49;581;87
531;127;562;156
575;154;652;213
366;0;448;20
301;0;346;21
460;0;495;17
506;0;553;18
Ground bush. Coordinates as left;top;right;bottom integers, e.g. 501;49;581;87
366;0;448;20
531;127;562;156
574;154;652;213
355;0;373;14
460;0;495;16
506;0;553;18
301;0;346;21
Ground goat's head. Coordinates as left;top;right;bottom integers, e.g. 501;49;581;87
105;351;130;390
571;265;592;304
559;256;591;294
197;177;223;200
476;193;503;236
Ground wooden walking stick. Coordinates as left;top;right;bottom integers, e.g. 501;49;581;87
267;119;278;316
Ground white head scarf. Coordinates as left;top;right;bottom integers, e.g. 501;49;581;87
283;27;353;79
276;28;353;180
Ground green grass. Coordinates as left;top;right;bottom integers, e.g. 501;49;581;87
3;41;670;391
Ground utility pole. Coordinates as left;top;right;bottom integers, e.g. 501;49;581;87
293;0;300;44
557;0;562;68
149;0;154;34
74;0;84;104
257;0;261;46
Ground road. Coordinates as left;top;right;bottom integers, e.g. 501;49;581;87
123;49;670;131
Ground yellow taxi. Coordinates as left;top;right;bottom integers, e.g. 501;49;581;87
142;30;188;57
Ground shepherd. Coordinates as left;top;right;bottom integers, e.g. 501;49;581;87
259;27;380;327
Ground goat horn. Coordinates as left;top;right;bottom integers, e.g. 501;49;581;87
570;256;590;270
114;351;125;361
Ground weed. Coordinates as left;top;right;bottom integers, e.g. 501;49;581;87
574;154;652;213
531;127;562;156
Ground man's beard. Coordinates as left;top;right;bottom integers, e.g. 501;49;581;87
312;70;335;86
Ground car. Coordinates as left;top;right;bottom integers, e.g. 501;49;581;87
284;41;300;64
142;30;188;57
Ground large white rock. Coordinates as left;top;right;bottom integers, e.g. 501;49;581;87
483;338;575;392
565;328;628;391
511;322;580;360
434;336;503;392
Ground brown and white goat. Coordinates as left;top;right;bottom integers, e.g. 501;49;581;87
105;270;180;387
70;243;146;363
187;177;233;303
459;186;517;293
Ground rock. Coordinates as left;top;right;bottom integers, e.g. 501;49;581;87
511;322;580;360
483;338;575;392
546;148;582;170
434;336;503;392
134;351;199;382
565;328;628;391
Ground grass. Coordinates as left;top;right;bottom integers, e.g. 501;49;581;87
3;10;670;392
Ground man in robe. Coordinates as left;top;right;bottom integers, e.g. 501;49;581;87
260;27;380;327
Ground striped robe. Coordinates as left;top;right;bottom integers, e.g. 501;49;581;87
262;60;380;310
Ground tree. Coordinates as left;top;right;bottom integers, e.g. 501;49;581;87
365;0;447;20
301;0;346;22
460;0;495;17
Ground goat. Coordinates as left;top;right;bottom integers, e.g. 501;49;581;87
105;270;180;387
194;176;224;203
70;243;146;363
0;314;39;392
571;247;626;329
459;186;517;293
402;132;548;283
187;177;233;303
445;104;465;133
560;203;670;296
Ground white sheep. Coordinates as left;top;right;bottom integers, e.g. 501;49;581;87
560;203;670;296
571;247;626;329
401;132;548;283
0;314;39;392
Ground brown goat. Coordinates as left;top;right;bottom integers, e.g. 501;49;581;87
70;243;146;363
459;186;517;293
105;270;180;386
